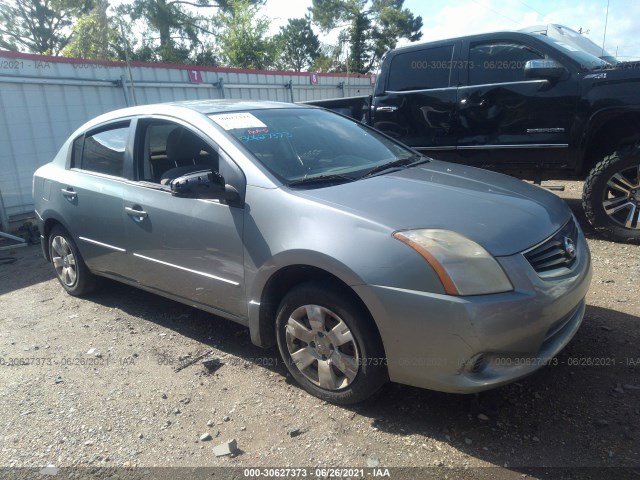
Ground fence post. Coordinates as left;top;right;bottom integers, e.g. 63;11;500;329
0;189;9;232
118;75;131;106
213;78;225;98
284;80;294;103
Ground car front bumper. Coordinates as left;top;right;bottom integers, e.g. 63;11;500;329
353;226;593;394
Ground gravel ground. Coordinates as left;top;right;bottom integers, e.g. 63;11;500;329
0;181;638;479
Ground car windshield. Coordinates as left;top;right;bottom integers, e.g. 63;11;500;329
208;108;418;185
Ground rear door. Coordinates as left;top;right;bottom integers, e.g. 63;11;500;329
453;38;579;171
371;42;460;158
62;120;133;277
122;118;247;319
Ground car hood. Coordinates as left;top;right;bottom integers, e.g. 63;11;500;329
293;160;571;257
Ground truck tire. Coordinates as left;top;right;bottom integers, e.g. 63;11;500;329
582;144;640;242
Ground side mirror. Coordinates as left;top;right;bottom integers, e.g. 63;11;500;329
170;170;241;205
524;59;566;81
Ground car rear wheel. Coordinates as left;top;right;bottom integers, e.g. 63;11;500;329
49;225;96;296
583;144;640;242
275;283;388;404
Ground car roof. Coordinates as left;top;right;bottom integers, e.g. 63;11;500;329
77;99;310;133
164;99;307;114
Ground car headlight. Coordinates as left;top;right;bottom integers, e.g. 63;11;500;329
393;229;513;296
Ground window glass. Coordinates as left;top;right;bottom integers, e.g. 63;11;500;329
209;108;415;184
137;122;219;184
80;124;129;176
71;135;84;168
388;45;454;91
468;42;544;85
544;38;610;69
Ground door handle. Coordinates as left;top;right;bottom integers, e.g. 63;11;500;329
125;206;148;222
61;188;77;200
376;106;398;113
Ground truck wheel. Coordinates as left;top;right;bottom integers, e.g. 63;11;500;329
275;283;388;404
49;225;97;296
583;144;640;242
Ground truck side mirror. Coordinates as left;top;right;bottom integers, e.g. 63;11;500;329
524;59;566;81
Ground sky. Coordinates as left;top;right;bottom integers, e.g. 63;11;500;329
263;0;640;61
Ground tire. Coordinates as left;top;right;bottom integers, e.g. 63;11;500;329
582;144;640;243
48;225;97;296
275;282;388;405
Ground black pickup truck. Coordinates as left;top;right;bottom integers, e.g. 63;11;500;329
307;30;640;242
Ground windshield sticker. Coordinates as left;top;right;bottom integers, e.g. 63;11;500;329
248;128;269;135
210;112;267;130
241;131;292;142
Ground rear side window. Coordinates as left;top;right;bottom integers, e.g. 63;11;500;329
468;42;544;85
73;122;130;176
387;45;454;91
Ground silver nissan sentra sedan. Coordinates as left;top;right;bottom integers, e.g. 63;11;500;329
33;100;592;404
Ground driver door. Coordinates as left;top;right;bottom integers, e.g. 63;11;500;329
122;118;247;319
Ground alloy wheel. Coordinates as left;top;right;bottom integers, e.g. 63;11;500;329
284;304;360;390
603;164;640;230
51;235;77;287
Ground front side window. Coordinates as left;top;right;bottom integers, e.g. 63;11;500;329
387;45;454;91
209;108;417;184
135;121;219;184
468;42;545;85
74;123;130;176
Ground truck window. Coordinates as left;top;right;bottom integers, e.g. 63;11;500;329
468;42;544;85
387;45;454;91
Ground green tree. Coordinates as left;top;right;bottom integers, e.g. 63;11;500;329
0;0;95;54
275;15;320;72
305;41;348;73
310;54;333;72
123;0;204;63
121;0;263;64
310;0;422;73
216;0;278;70
61;0;120;60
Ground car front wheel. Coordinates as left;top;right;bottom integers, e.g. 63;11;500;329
275;283;388;404
49;225;96;296
583;144;640;242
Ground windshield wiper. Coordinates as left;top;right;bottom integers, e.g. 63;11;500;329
287;174;355;187
362;155;429;179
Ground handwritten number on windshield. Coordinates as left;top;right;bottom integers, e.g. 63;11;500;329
241;131;293;142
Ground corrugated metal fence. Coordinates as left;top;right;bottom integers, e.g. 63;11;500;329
0;51;373;230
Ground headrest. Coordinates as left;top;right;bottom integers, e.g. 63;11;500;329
166;127;203;164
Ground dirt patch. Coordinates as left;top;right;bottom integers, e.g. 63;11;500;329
0;181;638;478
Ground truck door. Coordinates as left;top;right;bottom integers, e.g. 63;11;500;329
371;42;460;159
454;38;579;173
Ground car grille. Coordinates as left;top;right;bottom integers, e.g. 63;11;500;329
524;218;579;276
